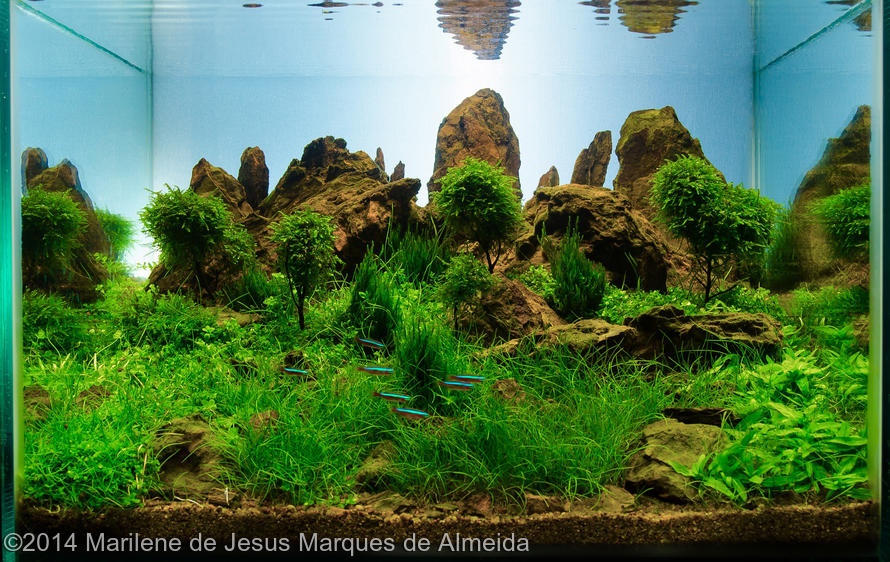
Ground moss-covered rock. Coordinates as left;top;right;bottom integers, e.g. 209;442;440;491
624;418;727;503
23;155;109;303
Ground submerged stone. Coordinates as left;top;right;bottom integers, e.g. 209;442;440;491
517;185;670;291
624;418;727;503
428;88;520;198
570;130;611;187
153;414;223;499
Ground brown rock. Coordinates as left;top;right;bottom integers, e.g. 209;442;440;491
613;106;719;217
391;161;405;181
485;317;633;360
465;275;564;343
75;384;111;410
486;306;781;365
490;378;526;404
570;130;611;186
237;146;269;210
249;410;280;434
354;442;396;491
21;147;48;189
625;305;783;361
516;185;670;291
428;88;520;197
375;147;386;173
661;407;740;427
596;485;636;513
537;165;560;188
23;158;110;302
791;105;871;282
260;136;422;274
150;137;422;295
625;419;727;503
525;493;568;515
191;158;253;219
435;0;520;60
24;384;52;422
153;414;222;498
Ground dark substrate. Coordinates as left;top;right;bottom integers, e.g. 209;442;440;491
16;497;879;561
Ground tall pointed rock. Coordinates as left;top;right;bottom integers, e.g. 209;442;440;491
428;88;521;198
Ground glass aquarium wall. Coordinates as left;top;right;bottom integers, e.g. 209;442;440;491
3;0;884;558
12;0;152;265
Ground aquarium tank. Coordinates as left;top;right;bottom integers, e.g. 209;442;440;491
0;0;884;559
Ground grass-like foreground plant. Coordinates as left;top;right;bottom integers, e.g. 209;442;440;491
20;270;869;511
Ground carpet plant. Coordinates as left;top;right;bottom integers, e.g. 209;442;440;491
20;220;870;510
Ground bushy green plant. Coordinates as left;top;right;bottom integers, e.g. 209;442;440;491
551;226;606;320
383;227;451;285
394;318;458;413
519;265;557;304
140;185;254;297
671;351;868;503
599;285;702;324
21;187;87;270
812;184;870;259
791;286;868;328
651;156;778;302
347;252;401;343
763;207;802;291
269;209;341;329
433;158;522;273
709;286;786;320
95;209;135;263
22;289;88;355
439;253;494;329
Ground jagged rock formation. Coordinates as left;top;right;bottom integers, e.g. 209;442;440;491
428;88;521;197
192;158;254;220
260;136;421;272
486;304;782;363
391;161;405;181
515;185;670;291
537;166;560;188
623;305;783;361
571;130;612;186
23;155;109;302
375;147;386;176
485;317;632;359
149;136;424;299
790;105;871;282
616;0;698;35
435;0;521;60
237;147;269;210
21;147;48;192
613;106;718;217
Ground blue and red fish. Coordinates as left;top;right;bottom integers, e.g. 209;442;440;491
392;407;429;420
358;366;394;375
355;336;385;351
281;367;309;375
438;381;474;391
373;391;410;403
448;374;485;383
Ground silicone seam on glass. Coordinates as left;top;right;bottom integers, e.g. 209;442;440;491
1;0;16;559
13;0;146;74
